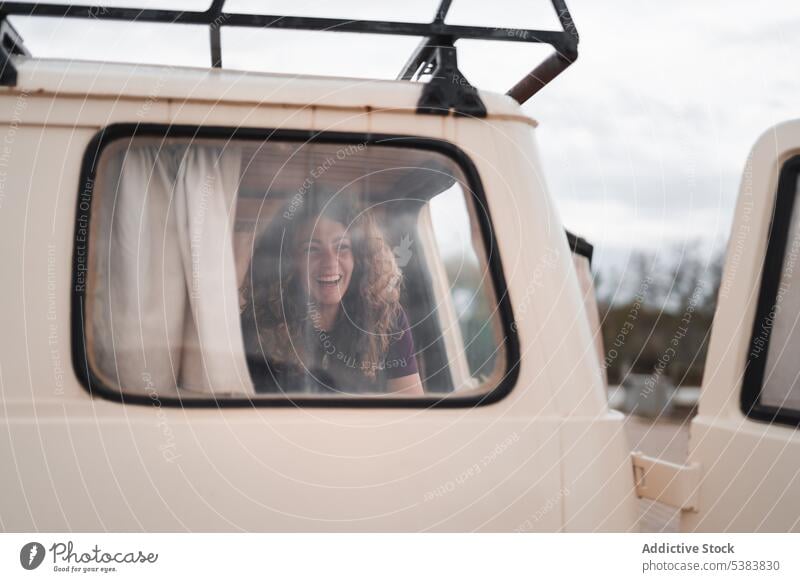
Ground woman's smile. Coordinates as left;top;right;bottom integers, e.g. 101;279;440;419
316;273;343;286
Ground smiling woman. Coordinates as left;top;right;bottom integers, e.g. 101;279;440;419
240;194;422;396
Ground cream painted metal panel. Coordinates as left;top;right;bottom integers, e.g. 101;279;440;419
8;57;528;121
481;119;608;418
0;125;95;404
573;254;607;386
683;121;800;532
442;117;637;529
561;414;639;532
0;405;566;531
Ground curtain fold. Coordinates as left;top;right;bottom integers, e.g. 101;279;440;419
98;141;254;396
174;145;254;394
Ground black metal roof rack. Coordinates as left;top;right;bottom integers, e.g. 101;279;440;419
0;0;578;116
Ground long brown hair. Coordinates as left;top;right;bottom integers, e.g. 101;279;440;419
240;194;403;379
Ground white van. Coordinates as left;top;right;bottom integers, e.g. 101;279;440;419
0;2;798;532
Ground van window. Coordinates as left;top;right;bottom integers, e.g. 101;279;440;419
79;132;510;402
744;156;800;423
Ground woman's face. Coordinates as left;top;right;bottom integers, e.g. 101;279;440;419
294;217;355;306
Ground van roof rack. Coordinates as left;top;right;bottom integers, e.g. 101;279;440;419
0;0;578;117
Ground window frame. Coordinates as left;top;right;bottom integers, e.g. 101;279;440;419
742;154;800;426
71;123;520;408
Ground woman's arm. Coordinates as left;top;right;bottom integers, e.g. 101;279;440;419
384;307;423;395
387;373;424;395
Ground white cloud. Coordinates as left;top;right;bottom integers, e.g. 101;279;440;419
530;0;800;271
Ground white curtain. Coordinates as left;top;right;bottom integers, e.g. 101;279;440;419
94;140;254;396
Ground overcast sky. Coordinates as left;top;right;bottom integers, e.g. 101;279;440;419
10;0;800;276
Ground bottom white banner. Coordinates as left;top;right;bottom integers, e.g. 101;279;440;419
1;533;797;581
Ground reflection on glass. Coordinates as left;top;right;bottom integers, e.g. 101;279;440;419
88;138;507;399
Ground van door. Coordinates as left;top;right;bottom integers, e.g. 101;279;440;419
682;121;800;532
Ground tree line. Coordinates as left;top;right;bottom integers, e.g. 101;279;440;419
595;244;724;387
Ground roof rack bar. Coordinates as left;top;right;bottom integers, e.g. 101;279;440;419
1;3;211;24
434;0;454;24
224;16;569;46
506;0;578;104
397;37;438;82
507;50;574;104
0;1;579;106
553;0;579;39
397;0;453;82
0;3;569;45
208;0;225;68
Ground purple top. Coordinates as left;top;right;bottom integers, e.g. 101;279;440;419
245;305;419;394
317;305;419;393
383;307;419;379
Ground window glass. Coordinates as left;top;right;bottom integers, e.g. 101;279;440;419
758;173;800;412
84;135;507;400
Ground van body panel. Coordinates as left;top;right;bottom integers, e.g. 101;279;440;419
684;121;800;532
0;58;635;532
560;412;639;532
7;57;529;121
683;418;800;532
0;408;566;531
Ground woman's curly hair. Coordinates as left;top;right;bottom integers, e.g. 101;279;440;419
240;194;403;379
